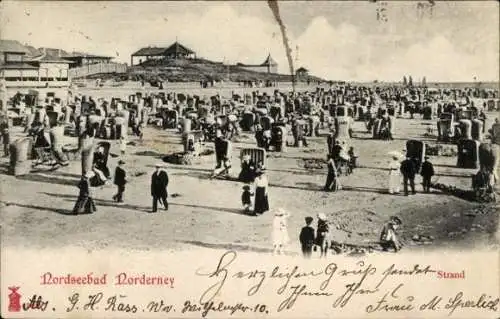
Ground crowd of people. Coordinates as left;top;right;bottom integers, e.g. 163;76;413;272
3;81;499;257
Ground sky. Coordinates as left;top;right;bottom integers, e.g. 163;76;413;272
1;1;498;82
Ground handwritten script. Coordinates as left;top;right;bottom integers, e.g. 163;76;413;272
195;251;499;316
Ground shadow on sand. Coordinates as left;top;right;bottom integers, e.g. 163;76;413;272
434;163;460;168
170;202;248;216
1;201;76;215
177;240;300;255
341;186;393;195
134;150;164;158
16;173;79;187
43;192;247;215
42;192;151;212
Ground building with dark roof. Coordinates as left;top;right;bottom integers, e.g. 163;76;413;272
0;41;71;89
296;67;309;78
0;39;30;64
33;48;114;68
64;53;114;68
237;54;278;74
130;41;196;66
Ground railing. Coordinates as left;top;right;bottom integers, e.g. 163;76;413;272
2;80;70;88
69;63;128;78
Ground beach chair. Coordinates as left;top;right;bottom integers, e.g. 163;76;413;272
240;147;266;169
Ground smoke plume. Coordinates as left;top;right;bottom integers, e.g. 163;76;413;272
267;0;295;91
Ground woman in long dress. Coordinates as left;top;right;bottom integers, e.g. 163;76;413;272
324;155;340;191
272;208;290;255
253;168;269;215
388;156;401;194
73;171;97;214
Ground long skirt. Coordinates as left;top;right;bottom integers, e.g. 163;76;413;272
73;196;97;214
324;173;339;191
254;187;269;214
388;174;400;194
273;228;289;246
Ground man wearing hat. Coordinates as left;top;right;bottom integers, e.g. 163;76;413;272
151;163;169;212
400;155;417;196
113;160;127;203
420;156;435;193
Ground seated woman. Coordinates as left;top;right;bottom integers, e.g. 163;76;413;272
238;154;256;183
93;145;110;180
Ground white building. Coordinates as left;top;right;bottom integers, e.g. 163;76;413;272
0;40;71;100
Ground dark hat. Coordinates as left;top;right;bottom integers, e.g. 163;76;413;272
424;156;430;160
305;216;313;223
118;160;125;165
242;185;250;190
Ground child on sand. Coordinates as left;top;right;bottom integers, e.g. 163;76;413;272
272;208;290;255
119;136;127;155
299;216;315;258
241;185;254;213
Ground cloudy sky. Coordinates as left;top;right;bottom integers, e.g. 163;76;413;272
1;1;498;82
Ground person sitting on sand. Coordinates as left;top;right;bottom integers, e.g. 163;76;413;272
92;145;110;183
380;216;403;252
239;154;256;183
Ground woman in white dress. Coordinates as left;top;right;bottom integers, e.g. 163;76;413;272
272;208;290;255
388;156;401;194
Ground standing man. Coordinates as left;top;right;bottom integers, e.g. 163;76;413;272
400;155;417;196
420;156;435;193
113;160;127;203
151;163;169;213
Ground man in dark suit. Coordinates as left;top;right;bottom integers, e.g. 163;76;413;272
420;156;435;193
151;164;169;212
400;155;417;196
113;160;127;202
